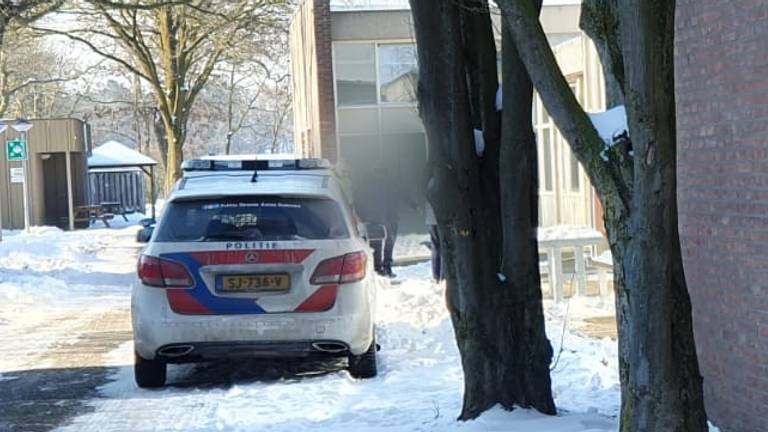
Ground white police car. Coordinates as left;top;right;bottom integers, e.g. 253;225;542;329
132;158;383;388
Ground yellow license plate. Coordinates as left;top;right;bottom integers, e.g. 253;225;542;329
218;274;290;292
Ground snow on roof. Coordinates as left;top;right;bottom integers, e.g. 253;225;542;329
202;153;298;161
330;0;579;11
88;140;158;168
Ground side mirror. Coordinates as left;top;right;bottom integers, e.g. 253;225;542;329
136;226;154;243
363;223;387;242
139;217;155;228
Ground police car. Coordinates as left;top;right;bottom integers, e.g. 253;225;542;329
132;158;383;388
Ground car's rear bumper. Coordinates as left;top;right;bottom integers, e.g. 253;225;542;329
154;340;351;363
131;283;375;360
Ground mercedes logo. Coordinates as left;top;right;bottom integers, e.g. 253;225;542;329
244;252;259;263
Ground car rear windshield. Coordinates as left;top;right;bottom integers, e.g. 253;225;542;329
154;196;349;242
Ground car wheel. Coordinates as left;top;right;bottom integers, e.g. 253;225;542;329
348;335;377;379
134;352;167;388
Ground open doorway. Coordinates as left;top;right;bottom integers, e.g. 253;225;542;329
41;153;69;227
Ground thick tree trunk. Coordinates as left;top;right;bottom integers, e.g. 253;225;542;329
411;0;554;420
614;1;706;430
496;0;707;430
497;7;555;415
162;115;185;194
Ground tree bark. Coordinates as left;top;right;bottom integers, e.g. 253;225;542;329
579;0;624;107
410;0;555;420
497;3;555;415
496;0;708;430
615;1;706;430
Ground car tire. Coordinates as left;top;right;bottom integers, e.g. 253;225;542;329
348;335;377;379
134;352;167;388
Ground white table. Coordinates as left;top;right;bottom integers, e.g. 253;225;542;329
538;225;607;303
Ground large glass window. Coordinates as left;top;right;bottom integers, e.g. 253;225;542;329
378;44;418;103
337;108;378;135
335;43;377;106
381;107;423;134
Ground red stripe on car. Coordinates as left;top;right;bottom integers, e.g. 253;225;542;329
190;249;315;265
294;285;338;312
167;289;212;315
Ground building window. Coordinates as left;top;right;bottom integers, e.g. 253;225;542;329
337;108;379;135
335;43;377;106
378;44;418;104
380;106;422;133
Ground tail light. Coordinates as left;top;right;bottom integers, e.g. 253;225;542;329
310;251;367;285
138;255;194;288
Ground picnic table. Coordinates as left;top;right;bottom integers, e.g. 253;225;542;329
73;205;115;227
99;201;129;222
538;225;608;303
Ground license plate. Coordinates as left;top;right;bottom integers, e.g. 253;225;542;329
217;274;290;292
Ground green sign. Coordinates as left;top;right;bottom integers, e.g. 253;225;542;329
6;139;27;162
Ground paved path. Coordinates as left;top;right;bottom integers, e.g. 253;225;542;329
0;308;132;432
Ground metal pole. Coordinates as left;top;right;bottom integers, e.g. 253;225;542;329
22;132;30;233
65;151;74;231
150;165;156;220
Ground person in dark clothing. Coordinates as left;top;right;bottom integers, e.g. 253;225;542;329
425;202;442;283
351;166;405;278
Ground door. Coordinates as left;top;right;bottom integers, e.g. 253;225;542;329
42;153;68;227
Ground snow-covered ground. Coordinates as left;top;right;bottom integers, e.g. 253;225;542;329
0;223;718;431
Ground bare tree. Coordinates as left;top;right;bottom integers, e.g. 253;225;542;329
39;0;290;192
496;0;707;430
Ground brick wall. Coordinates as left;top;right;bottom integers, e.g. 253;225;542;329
289;0;336;160
676;2;768;431
314;0;337;162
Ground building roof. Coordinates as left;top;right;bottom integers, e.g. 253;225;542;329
88;140;158;169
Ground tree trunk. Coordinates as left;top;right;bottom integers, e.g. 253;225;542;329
162;115;185;194
497;5;556;415
153;108;168;166
496;0;708;430
580;0;624;107
410;0;555;420
614;1;707;430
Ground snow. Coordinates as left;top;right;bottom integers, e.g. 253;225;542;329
88;140;158;168
0;223;721;432
588;106;628;144
474;129;485;157
53;261;621;432
203;152;299;161
587;106;628;162
538;225;605;242
393;233;431;262
0;222;143;374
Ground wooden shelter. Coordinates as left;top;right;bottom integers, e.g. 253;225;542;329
0;119;90;230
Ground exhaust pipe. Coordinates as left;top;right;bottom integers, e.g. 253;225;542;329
311;342;348;354
157;344;195;358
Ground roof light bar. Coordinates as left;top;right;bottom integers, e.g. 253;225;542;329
181;158;331;172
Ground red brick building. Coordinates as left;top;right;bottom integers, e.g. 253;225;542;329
676;2;768;431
